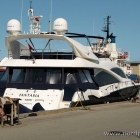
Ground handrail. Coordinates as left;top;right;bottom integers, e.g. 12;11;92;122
8;48;75;60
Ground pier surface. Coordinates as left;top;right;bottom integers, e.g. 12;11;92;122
1;101;140;140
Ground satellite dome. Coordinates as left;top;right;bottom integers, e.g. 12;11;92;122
7;19;21;35
53;18;68;35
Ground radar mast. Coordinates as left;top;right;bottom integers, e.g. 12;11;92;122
102;16;113;42
28;1;43;34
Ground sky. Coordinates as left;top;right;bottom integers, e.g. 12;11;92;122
0;0;140;61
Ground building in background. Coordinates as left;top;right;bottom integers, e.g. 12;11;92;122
125;61;140;76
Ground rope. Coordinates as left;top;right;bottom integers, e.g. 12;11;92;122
118;82;139;103
118;90;131;102
74;89;89;110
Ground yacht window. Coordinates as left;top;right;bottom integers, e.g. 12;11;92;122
83;70;94;83
0;69;8;82
32;69;44;83
66;69;77;84
0;72;4;79
11;69;24;83
24;69;44;83
46;69;61;84
111;68;126;78
94;71;119;87
78;70;88;83
24;69;32;83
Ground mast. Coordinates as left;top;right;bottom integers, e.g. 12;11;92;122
21;0;23;33
28;1;43;34
102;15;111;42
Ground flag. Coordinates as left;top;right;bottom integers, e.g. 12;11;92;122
26;40;35;60
34;18;39;22
26;41;34;51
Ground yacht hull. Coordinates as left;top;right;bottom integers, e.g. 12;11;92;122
70;85;140;107
9;84;139;114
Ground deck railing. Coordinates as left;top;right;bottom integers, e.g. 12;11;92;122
8;49;76;60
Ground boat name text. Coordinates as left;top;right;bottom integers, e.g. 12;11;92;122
19;93;39;98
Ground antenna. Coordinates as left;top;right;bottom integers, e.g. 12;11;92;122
92;20;94;43
50;0;52;32
48;20;50;32
21;0;23;32
102;15;113;41
28;1;43;34
28;1;33;18
30;1;32;9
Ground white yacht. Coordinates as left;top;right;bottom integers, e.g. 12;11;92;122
0;8;139;113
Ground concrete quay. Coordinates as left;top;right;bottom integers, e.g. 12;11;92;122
1;101;140;140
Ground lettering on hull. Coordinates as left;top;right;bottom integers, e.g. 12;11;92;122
19;93;39;98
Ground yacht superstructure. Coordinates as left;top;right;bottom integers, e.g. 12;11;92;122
90;16;132;76
0;7;139;113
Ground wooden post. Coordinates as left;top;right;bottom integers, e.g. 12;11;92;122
1;114;3;127
13;102;17;118
17;100;19;124
0;105;4;127
11;104;13;125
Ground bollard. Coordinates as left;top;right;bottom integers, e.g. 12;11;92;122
0;105;5;127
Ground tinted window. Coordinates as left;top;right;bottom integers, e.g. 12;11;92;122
25;69;44;84
111;68;126;78
46;69;61;84
32;69;44;83
24;69;32;83
78;70;88;83
94;71;119;87
0;69;8;82
83;70;94;83
66;69;77;84
78;69;94;83
0;72;4;79
11;69;24;83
